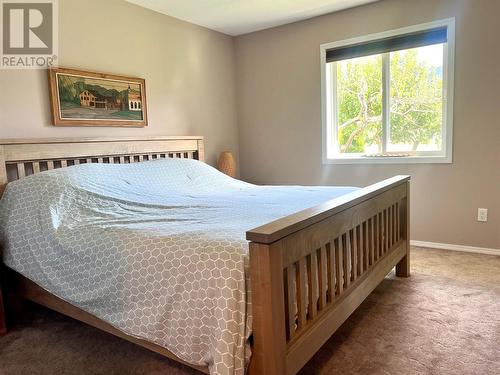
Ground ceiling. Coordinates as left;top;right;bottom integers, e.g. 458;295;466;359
126;0;379;36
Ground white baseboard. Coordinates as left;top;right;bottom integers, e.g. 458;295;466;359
410;240;500;256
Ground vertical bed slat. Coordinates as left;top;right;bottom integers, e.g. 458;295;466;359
396;202;400;242
382;210;386;255
341;234;350;289
357;225;364;276
388;206;393;249
350;228;357;281
384;210;388;254
381;209;386;253
17;163;25;178
327;242;335;302
296;258;307;330
307;252;318;319
385;208;390;252
334;238;343;296
363;221;368;270
318;246;328;310
386;208;390;249
378;212;383;258
389;205;393;246
382;211;385;254
369;218;375;266
393;204;398;244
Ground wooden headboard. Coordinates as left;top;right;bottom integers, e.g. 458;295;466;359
0;136;204;195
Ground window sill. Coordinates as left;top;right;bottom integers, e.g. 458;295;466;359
323;155;452;165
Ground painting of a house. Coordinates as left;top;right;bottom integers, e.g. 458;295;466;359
79;89;118;110
49;67;148;127
79;90;95;107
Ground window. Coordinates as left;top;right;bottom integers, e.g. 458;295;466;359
321;19;455;163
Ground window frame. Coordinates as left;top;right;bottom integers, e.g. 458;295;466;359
320;18;455;164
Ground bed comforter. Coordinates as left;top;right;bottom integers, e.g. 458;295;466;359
0;158;358;374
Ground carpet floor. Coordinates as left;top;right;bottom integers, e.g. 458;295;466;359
1;247;499;375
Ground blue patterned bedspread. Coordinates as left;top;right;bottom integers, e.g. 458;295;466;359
0;158;358;374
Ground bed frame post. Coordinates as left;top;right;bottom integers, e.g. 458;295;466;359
248;242;286;375
196;139;205;162
0;145;7;197
396;180;410;277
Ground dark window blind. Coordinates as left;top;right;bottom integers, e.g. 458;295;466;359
326;27;447;63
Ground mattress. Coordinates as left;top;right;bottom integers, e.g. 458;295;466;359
0;158;358;374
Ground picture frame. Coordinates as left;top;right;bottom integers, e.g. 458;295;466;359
48;67;148;127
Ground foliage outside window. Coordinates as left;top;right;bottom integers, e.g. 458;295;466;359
322;20;454;163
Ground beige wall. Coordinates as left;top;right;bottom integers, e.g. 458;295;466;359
0;0;239;165
0;0;498;249
235;0;500;249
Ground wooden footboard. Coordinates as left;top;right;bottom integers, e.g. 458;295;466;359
247;176;410;375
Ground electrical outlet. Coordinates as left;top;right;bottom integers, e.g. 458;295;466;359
477;208;488;222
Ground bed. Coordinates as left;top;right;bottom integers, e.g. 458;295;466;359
0;136;410;375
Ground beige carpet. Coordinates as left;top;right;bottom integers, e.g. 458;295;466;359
1;247;499;375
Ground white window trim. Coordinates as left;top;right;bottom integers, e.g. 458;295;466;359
320;18;455;164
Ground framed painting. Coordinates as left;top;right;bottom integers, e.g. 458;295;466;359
48;67;148;127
